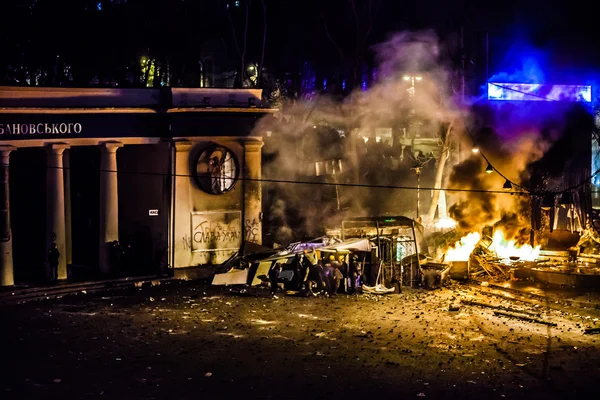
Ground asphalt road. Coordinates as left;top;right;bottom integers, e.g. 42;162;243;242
1;281;600;400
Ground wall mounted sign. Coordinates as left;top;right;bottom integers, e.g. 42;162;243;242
487;83;592;102
0;123;82;135
0;114;166;140
148;209;159;216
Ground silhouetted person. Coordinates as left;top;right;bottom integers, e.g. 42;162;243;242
298;253;311;290
306;260;325;296
337;255;349;293
47;242;60;283
290;254;301;291
269;263;281;297
109;240;123;275
323;256;337;296
155;247;168;277
349;255;360;293
123;236;136;273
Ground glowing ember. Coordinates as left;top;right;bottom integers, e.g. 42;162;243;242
446;232;481;262
434;217;458;230
489;230;540;262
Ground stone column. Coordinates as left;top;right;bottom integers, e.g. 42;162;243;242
99;142;123;274
172;140;193;269
0;146;15;286
243;139;264;245
63;149;72;266
46;143;70;281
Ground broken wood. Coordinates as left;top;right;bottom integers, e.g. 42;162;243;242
584;327;600;335
493;310;557;326
461;299;541;317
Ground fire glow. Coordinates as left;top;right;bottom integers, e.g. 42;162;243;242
445;232;481;262
490;230;540;262
445;229;541;262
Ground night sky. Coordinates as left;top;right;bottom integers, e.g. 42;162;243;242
2;0;599;87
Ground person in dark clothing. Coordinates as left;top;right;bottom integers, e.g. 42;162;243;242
155;247;168;277
109;240;124;275
290;254;301;291
323;255;338;296
348;254;360;293
337;255;349;293
269;263;282;297
123;236;136;273
306;260;325;296
298;253;311;291
47;242;60;283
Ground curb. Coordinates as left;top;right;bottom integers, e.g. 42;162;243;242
0;277;176;305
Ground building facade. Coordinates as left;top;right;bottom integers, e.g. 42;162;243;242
0;86;274;286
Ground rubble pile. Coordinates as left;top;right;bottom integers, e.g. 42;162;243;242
468;236;515;281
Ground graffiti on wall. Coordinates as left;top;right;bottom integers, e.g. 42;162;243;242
189;211;242;253
244;218;259;243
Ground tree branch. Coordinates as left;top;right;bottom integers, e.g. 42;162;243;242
322;16;344;62
237;0;251;87
364;0;383;42
226;4;242;57
350;0;360;61
258;0;267;88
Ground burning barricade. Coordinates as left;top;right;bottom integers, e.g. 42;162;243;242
443;229;541;282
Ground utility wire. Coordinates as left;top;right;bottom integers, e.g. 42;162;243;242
462;121;529;192
0;163;530;196
467;84;600;195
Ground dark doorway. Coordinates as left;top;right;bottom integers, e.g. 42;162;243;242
70;146;100;276
118;144;169;277
10;148;46;283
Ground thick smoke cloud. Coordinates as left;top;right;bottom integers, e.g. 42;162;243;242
254;29;592;247
254;30;463;246
447;126;548;241
448;34;596;243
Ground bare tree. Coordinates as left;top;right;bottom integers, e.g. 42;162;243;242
322;0;383;90
319;1;384;186
427;123;453;222
257;0;267;88
225;1;248;88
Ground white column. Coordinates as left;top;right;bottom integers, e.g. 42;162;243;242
99;142;123;274
243;139;264;245
64;149;72;266
46;143;70;281
172;140;193;269
0;146;15;286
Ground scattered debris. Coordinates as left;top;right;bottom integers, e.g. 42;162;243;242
462;299;541;317
584;327;600;335
493;310;557;326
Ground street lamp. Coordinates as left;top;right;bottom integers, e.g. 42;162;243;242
403;75;423;97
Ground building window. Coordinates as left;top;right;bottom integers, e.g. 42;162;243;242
194;146;239;194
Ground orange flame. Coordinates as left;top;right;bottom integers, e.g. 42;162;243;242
445;230;541;262
489;230;540;262
445;232;481;262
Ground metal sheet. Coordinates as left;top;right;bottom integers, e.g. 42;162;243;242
319;238;373;253
212;268;249;286
251;261;273;286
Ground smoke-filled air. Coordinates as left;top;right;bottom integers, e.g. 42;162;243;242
253;29;592;248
